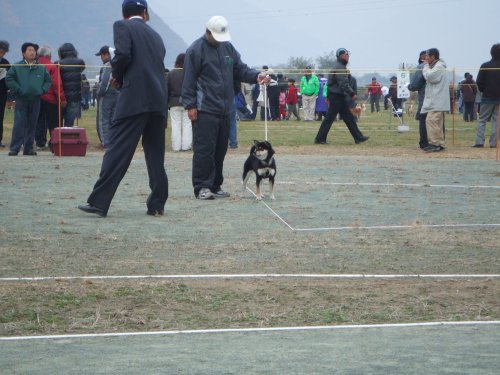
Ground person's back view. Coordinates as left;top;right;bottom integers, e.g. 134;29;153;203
57;43;85;126
79;0;168;217
473;43;500;148
167;53;192;151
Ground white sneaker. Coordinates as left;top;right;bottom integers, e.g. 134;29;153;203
197;188;214;200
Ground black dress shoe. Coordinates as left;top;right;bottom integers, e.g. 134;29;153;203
8;151;18;156
314;140;328;145
23;150;37;156
355;136;370;144
471;144;484;148
147;209;164;217
78;204;107;217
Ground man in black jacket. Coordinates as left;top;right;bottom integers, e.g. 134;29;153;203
314;48;369;145
57;43;85;127
79;0;168;217
182;16;267;200
473;43;500;148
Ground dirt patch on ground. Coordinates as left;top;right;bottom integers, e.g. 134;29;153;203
1;279;498;336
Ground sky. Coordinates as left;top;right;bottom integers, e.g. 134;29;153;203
148;0;499;77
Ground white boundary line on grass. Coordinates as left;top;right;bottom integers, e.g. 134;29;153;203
245;186;500;232
278;181;500;189
1;274;499;282
293;223;500;232
1;321;499;342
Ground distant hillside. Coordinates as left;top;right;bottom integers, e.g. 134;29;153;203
1;0;187;76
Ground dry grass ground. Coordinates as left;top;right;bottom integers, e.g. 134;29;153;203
0;107;499;337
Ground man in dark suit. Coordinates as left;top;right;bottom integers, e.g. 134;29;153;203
78;0;168;217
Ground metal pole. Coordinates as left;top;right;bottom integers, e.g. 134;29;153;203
452;67;456;145
264;84;268;141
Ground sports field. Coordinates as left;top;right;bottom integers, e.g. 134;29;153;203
1;108;499;373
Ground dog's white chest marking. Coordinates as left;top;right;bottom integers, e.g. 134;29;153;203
257;167;275;177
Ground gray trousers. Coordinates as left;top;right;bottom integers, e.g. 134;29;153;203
475;102;499;147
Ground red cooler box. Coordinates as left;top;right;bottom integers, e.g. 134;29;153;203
50;127;88;156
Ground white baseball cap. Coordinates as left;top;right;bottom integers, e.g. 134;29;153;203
206;16;231;42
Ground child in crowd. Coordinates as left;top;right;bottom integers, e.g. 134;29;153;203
285;78;300;120
279;87;287;119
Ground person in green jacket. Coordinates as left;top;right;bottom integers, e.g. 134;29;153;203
300;65;319;121
6;42;51;156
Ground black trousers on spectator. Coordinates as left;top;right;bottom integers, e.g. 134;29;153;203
315;93;364;143
36;100;60;147
418;112;428;149
0;88;7;144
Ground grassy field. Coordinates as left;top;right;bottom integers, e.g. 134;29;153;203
0;104;499;337
1;104;497;152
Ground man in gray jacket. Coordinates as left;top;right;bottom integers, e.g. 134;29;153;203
421;48;450;152
182;16;267;200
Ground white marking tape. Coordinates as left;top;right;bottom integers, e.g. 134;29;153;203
1;274;498;282
244;187;500;232
293;223;500;232
278;181;500;189
1;321;499;342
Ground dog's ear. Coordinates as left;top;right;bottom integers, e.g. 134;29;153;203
268;146;275;157
254;140;260;146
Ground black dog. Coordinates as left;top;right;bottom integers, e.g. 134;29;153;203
242;140;276;200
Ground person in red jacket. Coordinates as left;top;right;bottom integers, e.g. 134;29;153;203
367;77;382;113
35;45;67;149
285;78;301;120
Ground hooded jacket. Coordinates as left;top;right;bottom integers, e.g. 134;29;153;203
38;55;67;105
421;59;450;113
57;43;85;102
182;34;259;116
5;59;51;100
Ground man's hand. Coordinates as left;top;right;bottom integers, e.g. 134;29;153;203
257;73;271;85
110;78;122;89
61;101;67;108
351;95;357;101
188;108;198;121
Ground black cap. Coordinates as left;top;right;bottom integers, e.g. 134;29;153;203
95;46;109;56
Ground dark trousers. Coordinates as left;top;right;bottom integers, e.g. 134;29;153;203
251;100;258;120
0;88;7;143
267;86;280;120
370;94;380;112
315;93;364;143
192;111;229;196
418;112;428;149
463;102;475;121
36;100;60;147
87;112;168;214
10;98;40;153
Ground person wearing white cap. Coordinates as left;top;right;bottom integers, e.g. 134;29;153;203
182;16;269;200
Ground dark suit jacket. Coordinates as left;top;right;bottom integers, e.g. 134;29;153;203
111;17;168;121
